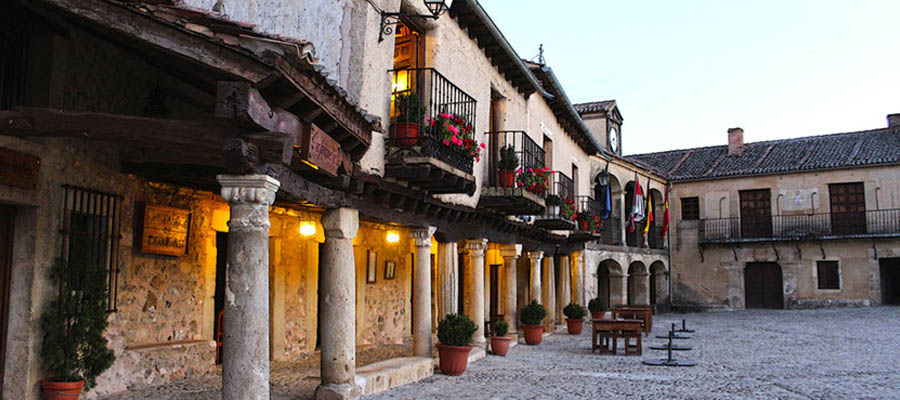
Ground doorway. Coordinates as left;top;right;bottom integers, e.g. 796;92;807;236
0;205;14;389
489;264;500;323
744;262;784;309
213;232;228;364
597;261;611;307
880;258;900;305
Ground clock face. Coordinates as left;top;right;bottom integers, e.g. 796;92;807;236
609;128;618;152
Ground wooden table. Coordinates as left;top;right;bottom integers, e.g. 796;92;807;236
611;305;653;336
591;319;643;355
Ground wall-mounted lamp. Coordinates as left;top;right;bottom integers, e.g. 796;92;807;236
386;231;401;244
378;0;451;42
299;222;316;237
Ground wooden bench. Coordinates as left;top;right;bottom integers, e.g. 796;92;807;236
611;305;653;336
591;319;643;355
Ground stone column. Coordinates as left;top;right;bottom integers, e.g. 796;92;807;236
557;255;571;323
437;242;458;317
217;174;280;400
610;272;628;307
316;208;360;400
465;239;488;345
573;252;584;307
411;227;436;357
499;245;519;331
526;251;544;303
633;271;650;305
542;257;556;330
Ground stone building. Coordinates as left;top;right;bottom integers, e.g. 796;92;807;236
0;1;666;399
630;120;900;310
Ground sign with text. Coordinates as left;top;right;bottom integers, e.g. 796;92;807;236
0;147;40;190
141;205;191;256
300;123;342;177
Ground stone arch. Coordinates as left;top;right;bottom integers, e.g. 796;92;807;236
649;260;667;308
627;261;649;305
596;259;622;308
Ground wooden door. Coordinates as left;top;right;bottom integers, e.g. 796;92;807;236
744;262;783;309
740;189;772;238
880;258;900;305
543;136;553;171
0;205;14;389
829;182;866;235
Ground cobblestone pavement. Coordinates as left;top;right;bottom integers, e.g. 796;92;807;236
372;307;900;400
101;308;900;399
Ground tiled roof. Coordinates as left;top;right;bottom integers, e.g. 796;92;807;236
573;100;616;115
627;127;900;181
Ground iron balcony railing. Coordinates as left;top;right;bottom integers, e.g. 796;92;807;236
389;68;478;174
699;209;900;243
538;171;575;223
484;130;545;187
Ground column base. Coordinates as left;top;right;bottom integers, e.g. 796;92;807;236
315;383;361;400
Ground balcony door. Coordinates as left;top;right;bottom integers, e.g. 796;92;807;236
739;189;772;238
829;182;866;235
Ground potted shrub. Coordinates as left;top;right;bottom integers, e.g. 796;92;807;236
490;319;511;356
433;113;484;163
497;145;518;187
561;197;576;221
519;300;547;345
588;297;609;320
563;303;587;335
40;245;115;400
516;167;552;197
577;212;593;231
436;313;477;376
545;194;561;216
390;91;425;145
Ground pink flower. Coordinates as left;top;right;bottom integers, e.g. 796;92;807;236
442;139;450;146
480;143;486;148
448;113;455;119
440;113;449;118
476;156;481;162
448;125;459;135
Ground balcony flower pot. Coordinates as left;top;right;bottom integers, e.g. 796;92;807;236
519;300;547;345
498;170;515;188
390;122;419;146
41;379;84;400
490;319;511;356
579;219;589;231
563;303;587;335
437;313;477;375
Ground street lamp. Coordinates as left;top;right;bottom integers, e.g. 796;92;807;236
379;0;452;42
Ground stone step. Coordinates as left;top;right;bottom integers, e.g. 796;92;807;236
355;356;434;396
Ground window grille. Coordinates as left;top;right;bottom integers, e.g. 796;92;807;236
681;197;700;220
60;185;122;312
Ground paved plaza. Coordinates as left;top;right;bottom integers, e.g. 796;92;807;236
102;308;900;399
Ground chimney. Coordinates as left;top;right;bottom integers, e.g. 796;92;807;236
888;113;900;128
727;127;744;156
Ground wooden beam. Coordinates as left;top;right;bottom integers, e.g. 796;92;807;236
216;81;302;138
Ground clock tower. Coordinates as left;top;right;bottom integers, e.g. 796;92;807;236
573;100;623;156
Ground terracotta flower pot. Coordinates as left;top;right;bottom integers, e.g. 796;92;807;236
578;220;589;231
41;379;84;400
591;311;607;320
521;324;544;345
497;170;515;187
565;318;584;335
437;344;473;376
390;122;420;146
490;336;512;356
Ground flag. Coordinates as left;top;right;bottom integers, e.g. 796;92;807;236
643;177;654;235
662;187;670;237
627;173;645;233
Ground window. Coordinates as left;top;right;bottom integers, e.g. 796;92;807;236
817;261;840;290
739;189;772;238
681;197;699;220
829;182;866;235
543;136;553;170
572;164;579;197
61;186;122;312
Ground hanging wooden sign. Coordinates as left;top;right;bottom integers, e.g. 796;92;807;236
0;147;40;190
141;205;191;256
299;123;342;177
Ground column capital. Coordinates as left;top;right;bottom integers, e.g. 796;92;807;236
322;208;359;239
464;238;488;256
217;174;280;205
410;226;437;247
526;250;544;261
499;244;520;259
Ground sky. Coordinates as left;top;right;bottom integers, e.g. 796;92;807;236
479;0;900;155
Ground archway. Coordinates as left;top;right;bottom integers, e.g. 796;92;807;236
744;262;784;309
648;189;664;249
596;259;621;308
594;174;624;244
627;261;648;305
649;261;667;308
624;181;641;247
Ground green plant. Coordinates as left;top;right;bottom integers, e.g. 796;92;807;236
561;197;576;220
520;300;547;326
545;194;561;206
498;145;519;171
492;319;509;337
437;313;478;347
588;297;609;313
41;241;115;390
589;215;604;234
393;91;425;125
516;167;552;196
431;113;485;162
563;303;587;319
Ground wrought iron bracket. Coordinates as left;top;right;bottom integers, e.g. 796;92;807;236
820;241;826;259
379;11;439;42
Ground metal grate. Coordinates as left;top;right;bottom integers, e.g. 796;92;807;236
60;186;122;312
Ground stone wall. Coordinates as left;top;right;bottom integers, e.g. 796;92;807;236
354;224;414;347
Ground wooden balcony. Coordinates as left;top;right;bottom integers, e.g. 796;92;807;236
478;130;546;214
384;68;477;195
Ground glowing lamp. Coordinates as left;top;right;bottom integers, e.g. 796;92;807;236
386;231;400;244
299;222;316;237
